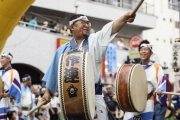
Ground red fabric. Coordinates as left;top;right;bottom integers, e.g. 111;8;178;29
154;77;173;105
166;77;173;92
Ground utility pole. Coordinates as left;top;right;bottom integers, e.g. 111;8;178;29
74;1;79;14
172;0;180;72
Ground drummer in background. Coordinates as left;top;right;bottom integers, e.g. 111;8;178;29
153;76;173;120
124;40;165;120
42;12;136;120
15;74;35;120
104;85;120;120
0;51;21;119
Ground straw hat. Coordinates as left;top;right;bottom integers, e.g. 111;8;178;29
43;21;48;25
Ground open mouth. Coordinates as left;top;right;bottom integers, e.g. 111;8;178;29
83;29;89;33
141;54;147;58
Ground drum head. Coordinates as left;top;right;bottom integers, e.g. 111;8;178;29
120;110;124;118
84;52;95;119
165;109;171;118
129;64;148;112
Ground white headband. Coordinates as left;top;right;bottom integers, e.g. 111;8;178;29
69;16;89;26
106;85;113;88
22;76;31;82
140;43;153;51
1;52;13;61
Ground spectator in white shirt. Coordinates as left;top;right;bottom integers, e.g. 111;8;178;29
49;92;59;120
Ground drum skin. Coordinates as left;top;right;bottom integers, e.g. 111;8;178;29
165;108;172;118
115;64;148;112
58;51;95;120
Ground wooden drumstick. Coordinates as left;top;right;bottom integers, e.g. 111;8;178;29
131;0;144;17
101;83;113;86
161;92;180;96
24;101;46;117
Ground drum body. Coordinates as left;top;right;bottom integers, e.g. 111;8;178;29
58;51;95;120
115;64;148;112
0;77;4;99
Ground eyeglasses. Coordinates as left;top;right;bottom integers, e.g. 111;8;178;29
140;47;151;52
77;20;91;27
0;56;5;58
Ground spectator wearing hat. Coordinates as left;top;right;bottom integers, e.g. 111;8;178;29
41;21;49;31
15;74;35;120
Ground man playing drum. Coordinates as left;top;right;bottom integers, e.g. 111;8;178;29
42;13;135;119
0;52;21;119
123;40;166;120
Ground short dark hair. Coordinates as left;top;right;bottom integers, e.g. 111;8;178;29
7;111;16;119
138;40;152;52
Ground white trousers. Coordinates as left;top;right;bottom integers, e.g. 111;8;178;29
93;95;108;120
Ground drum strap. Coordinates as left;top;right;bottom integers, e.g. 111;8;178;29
103;99;116;120
95;79;102;95
147;90;154;100
96;79;116;119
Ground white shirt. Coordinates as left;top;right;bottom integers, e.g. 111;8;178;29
82;21;117;83
50;96;59;108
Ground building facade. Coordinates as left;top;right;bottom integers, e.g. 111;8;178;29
143;0;180;89
2;0;157;83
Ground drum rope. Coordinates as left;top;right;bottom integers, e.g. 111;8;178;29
58;54;67;120
82;52;90;120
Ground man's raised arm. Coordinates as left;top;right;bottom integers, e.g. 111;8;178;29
111;12;136;35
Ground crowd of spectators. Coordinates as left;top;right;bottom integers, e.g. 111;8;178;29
19;15;72;37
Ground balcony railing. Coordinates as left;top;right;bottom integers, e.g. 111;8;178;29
18;21;72;39
169;3;179;11
90;0;155;15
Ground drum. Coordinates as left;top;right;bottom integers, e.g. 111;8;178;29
116;109;124;119
0;77;4;100
115;64;148;112
165;108;172;118
165;104;175;118
58;51;95;120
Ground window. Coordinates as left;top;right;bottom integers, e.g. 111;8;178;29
175;21;180;28
170;39;173;44
170;18;172;22
172;0;178;3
